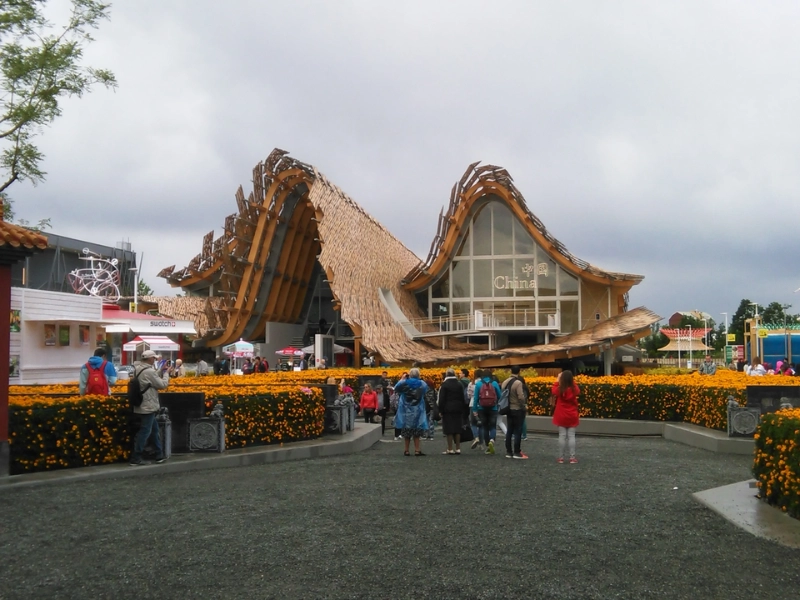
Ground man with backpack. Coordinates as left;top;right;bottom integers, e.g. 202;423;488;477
129;350;170;466
471;369;502;455
502;366;529;460
79;347;118;395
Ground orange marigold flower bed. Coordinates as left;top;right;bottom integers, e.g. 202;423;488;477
8;368;798;475
753;407;800;519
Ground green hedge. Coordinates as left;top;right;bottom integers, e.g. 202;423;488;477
9;390;326;475
753;409;800;519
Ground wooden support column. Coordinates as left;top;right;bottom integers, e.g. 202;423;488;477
354;338;362;368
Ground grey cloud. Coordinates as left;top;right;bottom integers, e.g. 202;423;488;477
8;0;800;316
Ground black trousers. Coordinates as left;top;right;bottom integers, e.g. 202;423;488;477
377;409;388;434
363;409;376;423
505;409;525;455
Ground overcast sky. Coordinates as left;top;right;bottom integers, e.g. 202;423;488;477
10;0;800;326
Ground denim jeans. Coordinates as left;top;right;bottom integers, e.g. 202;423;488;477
131;412;163;462
478;409;497;445
505;409;525;455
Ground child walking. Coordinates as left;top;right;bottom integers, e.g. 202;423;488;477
551;370;580;464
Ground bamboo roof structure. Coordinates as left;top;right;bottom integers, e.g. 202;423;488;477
402;162;644;292
139;295;223;338
161;148;660;365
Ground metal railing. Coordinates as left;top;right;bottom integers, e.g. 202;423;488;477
410;309;560;336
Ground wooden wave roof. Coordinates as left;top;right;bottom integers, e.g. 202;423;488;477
139;295;223;338
402;162;644;291
162;149;658;363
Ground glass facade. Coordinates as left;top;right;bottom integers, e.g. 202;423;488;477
427;196;581;334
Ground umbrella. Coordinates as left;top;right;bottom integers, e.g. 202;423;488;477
223;339;254;358
122;335;180;352
276;347;305;357
301;343;353;354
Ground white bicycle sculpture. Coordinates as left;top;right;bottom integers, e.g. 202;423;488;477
67;249;121;302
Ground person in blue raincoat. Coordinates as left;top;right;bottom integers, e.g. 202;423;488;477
393;367;429;456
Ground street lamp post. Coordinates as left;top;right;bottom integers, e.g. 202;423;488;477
749;302;759;361
721;312;728;364
702;317;708;356
688;324;692;369
781;304;791;363
130;267;139;314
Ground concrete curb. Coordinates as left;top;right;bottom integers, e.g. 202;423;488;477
693;480;800;549
526;416;754;455
0;423;383;491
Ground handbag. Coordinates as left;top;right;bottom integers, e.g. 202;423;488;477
459;418;474;443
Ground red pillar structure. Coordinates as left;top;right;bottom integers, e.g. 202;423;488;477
0;265;10;475
0;221;47;477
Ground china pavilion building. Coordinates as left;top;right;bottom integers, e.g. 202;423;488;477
156;148;660;369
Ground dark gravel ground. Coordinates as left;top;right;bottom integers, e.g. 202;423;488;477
1;433;799;600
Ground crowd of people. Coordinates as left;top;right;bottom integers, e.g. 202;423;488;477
356;367;581;464
743;356;797;376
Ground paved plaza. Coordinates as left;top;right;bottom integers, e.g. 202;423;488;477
1;433;799;599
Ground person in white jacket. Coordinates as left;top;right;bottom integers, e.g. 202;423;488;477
129;350;170;466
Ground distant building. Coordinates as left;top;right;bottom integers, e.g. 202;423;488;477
668;310;712;327
11;232;137;295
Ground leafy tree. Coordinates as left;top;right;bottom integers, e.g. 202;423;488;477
729;299;756;344
137;278;153;297
674;314;716;354
638;322;668;358
0;0;116;218
760;302;791;326
713;322;727;351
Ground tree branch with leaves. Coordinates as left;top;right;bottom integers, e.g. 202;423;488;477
0;0;116;221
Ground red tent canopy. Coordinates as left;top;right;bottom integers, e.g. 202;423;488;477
276;347;304;357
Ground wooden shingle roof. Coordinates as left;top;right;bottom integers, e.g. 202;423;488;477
139;295;223;338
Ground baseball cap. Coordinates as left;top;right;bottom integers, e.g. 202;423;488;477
141;350;158;359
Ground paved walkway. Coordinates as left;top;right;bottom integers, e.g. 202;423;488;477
1;430;799;599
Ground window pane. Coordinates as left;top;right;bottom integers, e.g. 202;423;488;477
538;300;557;326
455;231;469;256
514;219;535;255
472;204;492;256
492;202;513;255
558;266;578;296
432;302;449;317
452;301;471;315
451;260;471;298
514;301;536;327
537;255;557;296
431;269;450;298
560;300;579;334
473;259;493;297
514;258;536;297
493;258;514;297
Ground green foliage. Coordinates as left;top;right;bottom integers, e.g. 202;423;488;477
137;279;153;297
638;322;668;357
9;390;325;475
524;378;745;431
752;409;800;519
0;0;117;199
760;302;792;327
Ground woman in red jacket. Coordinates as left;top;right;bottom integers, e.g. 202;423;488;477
551;370;580;464
360;382;379;423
